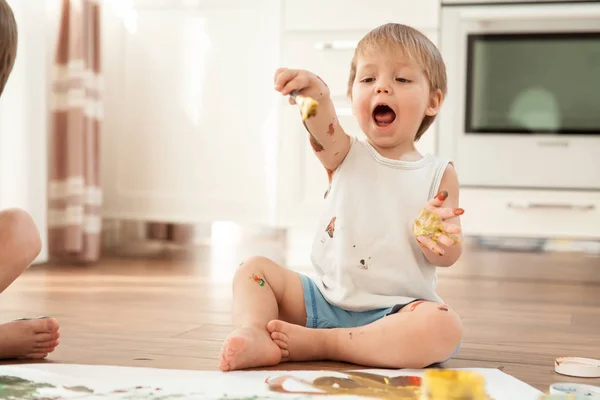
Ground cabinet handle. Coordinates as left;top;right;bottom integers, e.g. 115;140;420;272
314;41;357;51
507;201;595;211
537;140;569;147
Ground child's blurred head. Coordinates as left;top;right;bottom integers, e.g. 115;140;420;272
0;0;17;97
347;23;447;147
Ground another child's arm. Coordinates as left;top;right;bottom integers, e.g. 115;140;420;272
414;165;463;267
274;68;351;172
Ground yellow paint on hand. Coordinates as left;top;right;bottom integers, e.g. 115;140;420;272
412;208;460;244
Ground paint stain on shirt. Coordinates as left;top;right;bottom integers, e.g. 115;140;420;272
326;216;336;238
359;259;368;270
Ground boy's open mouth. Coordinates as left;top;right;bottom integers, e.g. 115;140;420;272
372;104;396;127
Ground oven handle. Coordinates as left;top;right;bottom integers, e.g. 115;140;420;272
460;5;600;21
507;201;596;211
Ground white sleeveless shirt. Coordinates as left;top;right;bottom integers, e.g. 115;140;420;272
309;137;450;311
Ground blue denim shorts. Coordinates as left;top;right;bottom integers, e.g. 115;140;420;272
299;274;461;363
300;274;415;329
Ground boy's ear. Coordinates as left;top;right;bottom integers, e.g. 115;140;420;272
425;89;443;117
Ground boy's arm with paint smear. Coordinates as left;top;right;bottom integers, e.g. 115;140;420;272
274;68;351;174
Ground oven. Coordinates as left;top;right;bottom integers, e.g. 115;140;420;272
438;0;600;190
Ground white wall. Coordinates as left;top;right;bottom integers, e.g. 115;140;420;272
0;0;50;263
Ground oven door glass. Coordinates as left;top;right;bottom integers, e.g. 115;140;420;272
465;33;600;135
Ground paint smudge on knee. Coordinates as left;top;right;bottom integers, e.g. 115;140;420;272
328;123;335;136
250;274;265;286
438;305;449;312
409;301;425;312
326;216;336;238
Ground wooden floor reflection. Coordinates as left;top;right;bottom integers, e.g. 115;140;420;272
0;236;598;392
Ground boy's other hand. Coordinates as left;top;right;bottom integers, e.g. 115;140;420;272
414;191;463;256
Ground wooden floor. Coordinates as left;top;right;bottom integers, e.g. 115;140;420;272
0;237;598;392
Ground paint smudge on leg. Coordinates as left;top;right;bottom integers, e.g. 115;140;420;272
325;216;336;238
328;123;335;136
250;274;265;286
349;332;353;340
438;305;449;312
409;301;425;312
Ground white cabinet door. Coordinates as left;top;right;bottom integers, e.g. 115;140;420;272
101;0;281;225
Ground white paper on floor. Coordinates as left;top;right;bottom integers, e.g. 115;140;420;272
0;363;543;399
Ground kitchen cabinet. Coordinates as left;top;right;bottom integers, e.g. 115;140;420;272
460;188;599;240
101;0;282;226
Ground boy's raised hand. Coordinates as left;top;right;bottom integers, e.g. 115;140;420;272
273;68;329;104
413;190;464;257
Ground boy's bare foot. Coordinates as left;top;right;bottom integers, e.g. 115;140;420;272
218;326;281;371
0;317;60;359
267;320;332;362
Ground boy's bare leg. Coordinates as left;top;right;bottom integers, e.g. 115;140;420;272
219;256;307;371
0;208;61;359
268;301;462;369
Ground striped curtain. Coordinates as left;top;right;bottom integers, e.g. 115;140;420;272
48;0;102;262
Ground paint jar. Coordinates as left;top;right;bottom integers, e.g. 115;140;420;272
421;370;487;400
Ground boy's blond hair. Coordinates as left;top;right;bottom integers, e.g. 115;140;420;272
347;23;447;141
0;0;18;97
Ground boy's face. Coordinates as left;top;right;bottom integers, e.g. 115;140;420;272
351;49;441;155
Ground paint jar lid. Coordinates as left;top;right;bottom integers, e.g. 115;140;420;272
555;357;600;378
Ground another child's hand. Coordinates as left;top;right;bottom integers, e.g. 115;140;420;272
273;68;329;103
413;191;464;256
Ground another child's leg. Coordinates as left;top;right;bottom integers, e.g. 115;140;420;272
268;300;462;369
219;256;307;371
0;208;42;293
0;208;61;359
